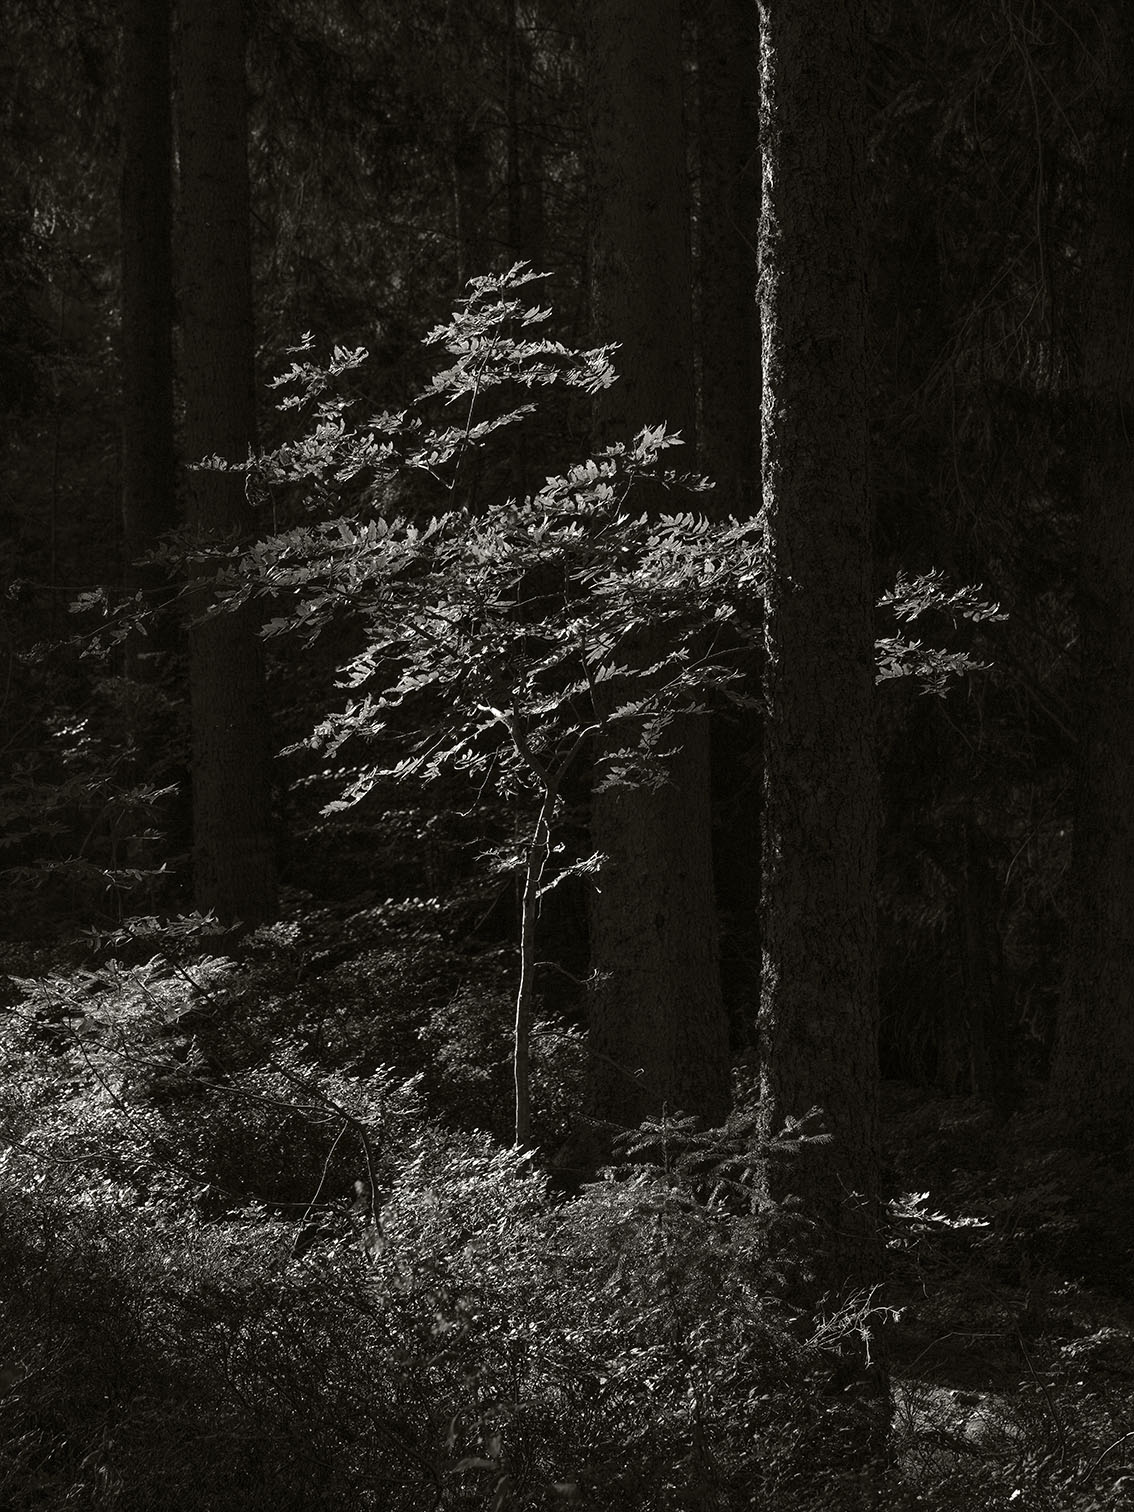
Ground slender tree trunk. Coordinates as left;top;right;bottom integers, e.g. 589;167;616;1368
120;0;175;622
756;0;881;1298
1053;4;1134;1151
584;0;729;1141
176;0;277;926
513;798;547;1148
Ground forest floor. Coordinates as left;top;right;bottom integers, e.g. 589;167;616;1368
878;1080;1134;1508
2;898;1133;1509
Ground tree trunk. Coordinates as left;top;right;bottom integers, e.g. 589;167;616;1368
959;815;1016;1113
452;121;492;290
450;0;493;290
176;0;277;927
696;0;760;524
120;0;175;615
505;0;544;270
117;0;177;899
584;0;729;1141
1052;4;1134;1152
695;0;763;1047
756;0;881;1297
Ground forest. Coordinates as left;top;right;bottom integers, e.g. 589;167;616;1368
1;0;1133;1507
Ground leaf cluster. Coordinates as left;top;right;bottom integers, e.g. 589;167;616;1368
204;266;992;836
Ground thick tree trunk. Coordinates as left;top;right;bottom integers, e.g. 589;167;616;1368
756;0;881;1296
586;0;696;445
1052;6;1134;1151
584;0;729;1140
120;0;175;608
695;0;763;1044
176;0;277;926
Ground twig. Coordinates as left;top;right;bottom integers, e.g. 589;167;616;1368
292;1118;350;1255
1076;1430;1134;1489
1015;1327;1066;1465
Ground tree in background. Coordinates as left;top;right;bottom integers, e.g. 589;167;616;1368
583;0;729;1140
755;0;881;1300
867;0;1074;1107
119;0;175;646
176;0;276;925
1052;2;1134;1150
504;0;545;270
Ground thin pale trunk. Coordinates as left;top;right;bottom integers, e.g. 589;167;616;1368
514;796;552;1146
508;718;596;1146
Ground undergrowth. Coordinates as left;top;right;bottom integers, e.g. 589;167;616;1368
0;918;1131;1510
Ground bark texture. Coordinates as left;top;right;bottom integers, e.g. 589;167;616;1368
1052;6;1134;1150
176;0;277;926
584;0;728;1136
696;0;763;1043
756;0;881;1293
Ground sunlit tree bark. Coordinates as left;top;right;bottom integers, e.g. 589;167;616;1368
696;0;763;1038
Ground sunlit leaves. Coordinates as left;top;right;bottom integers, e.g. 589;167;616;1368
194;265;1000;824
879;569;1005;626
876;569;1005;695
